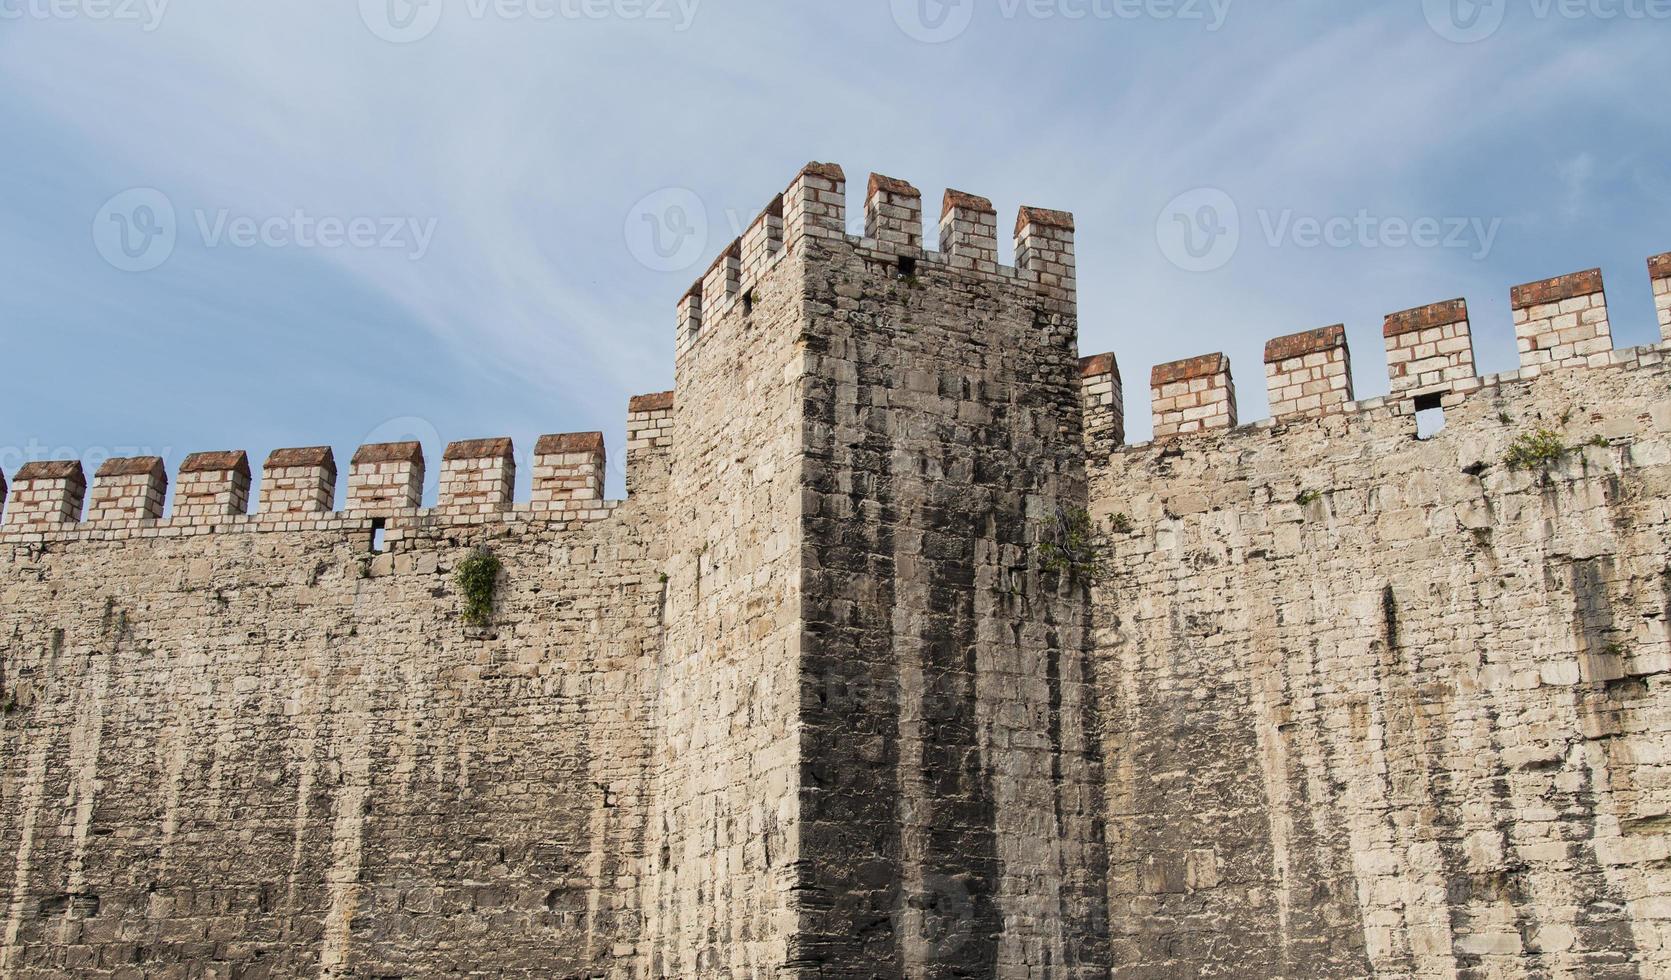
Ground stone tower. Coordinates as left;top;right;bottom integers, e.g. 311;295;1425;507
651;164;1109;976
5;162;1671;979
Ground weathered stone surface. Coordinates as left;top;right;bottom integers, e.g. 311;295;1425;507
2;161;1668;978
1091;350;1671;979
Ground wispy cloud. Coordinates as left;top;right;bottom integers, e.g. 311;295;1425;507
0;2;1664;467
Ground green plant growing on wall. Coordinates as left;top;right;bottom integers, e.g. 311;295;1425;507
1037;508;1113;586
1296;489;1322;507
1504;427;1568;472
1109;513;1133;535
455;548;503;627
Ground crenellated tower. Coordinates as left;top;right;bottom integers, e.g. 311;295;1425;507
5;158;1671;980
651;162;1109;978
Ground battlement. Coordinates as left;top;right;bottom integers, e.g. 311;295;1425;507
676;161;1080;358
7;161;1671;979
1081;257;1670;456
1650;251;1670;341
0;396;675;543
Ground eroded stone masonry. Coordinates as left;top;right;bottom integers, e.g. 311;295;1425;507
2;163;1669;979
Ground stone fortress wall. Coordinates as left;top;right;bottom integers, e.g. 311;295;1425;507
2;158;1670;978
1088;254;1671;979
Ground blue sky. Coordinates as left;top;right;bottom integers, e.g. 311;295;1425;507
1;1;1666;502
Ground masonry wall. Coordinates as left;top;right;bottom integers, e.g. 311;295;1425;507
6;155;1667;980
794;200;1109;977
1090;349;1671;978
650;208;810;976
0;506;665;978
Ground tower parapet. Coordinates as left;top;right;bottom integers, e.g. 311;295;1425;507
1015;206;1076;302
1265;325;1353;420
1152;353;1236;439
1081;353;1125;459
262;447;336;514
532;432;607;517
3;461;85;531
740;197;784;286
1384;298;1478;408
1650;252;1670;342
626;391;674;497
87;456;166;525
348;442;424;515
939;189;998;271
173;451;250;519
783;161;846;244
1512;267;1612;372
438;438;515;515
864;173;923;253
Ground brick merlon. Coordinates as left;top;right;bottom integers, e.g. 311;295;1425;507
535;432;605;456
630;391;675;414
942;189;995;219
180;451;251;478
443;438;514;462
15;460;86;484
95;456;165;479
1649;252;1671;280
1384;299;1468;338
265;447;336;471
1511;268;1603;309
1015;206;1074;237
1151;353;1229;388
1080;353;1120;380
704;238;742;277
352;442;424;466
867;173;920;200
797;161;845;184
1265;325;1346;364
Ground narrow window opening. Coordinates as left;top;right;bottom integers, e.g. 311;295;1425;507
1413;392;1445;440
742;289;755;316
897;256;918;279
370;518;387;553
